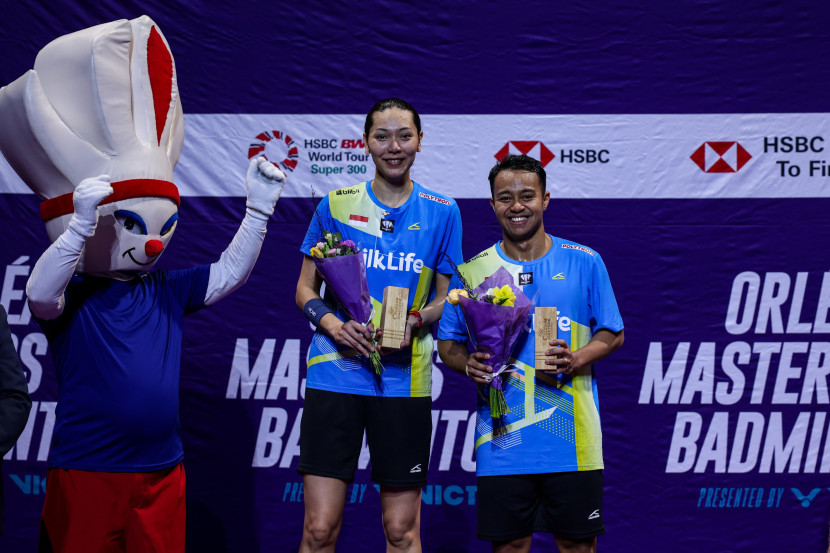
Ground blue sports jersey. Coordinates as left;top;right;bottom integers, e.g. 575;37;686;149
38;266;210;471
301;180;463;397
437;237;623;476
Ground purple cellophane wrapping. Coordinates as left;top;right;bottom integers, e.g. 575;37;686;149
457;267;531;391
314;253;372;325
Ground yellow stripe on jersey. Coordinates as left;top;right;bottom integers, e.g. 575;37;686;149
409;266;436;396
571;321;603;469
411;266;435;312
409;329;432;397
307;349;362;367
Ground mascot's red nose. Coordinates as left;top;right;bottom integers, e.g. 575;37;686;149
145;240;164;257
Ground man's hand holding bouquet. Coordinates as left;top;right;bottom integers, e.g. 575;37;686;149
447;266;531;420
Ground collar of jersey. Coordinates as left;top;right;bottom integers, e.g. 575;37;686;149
495;234;557;266
365;179;419;215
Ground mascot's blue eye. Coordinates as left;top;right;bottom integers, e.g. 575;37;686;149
160;213;178;236
114;210;147;235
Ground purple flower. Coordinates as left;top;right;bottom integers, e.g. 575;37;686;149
458;267;531;419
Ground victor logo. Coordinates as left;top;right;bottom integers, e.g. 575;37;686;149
9;474;47;495
791;488;822;507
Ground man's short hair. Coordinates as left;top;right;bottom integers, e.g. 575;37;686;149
488;154;547;197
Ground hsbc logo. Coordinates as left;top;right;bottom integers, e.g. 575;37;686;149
495;141;555;167
690;141;752;173
495;142;610;166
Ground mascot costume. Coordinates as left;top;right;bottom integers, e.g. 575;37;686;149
0;16;284;552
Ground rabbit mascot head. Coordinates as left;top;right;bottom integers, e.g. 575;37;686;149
0;16;183;274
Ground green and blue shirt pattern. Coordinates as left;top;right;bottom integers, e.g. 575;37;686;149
437;237;623;476
301;180;462;397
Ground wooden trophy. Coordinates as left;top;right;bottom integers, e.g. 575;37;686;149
379;286;410;349
534;307;558;370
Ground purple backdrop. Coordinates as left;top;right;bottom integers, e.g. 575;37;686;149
2;2;830;552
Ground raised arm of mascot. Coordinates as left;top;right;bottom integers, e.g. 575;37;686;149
26;157;285;319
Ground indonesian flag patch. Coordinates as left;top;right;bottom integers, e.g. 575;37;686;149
349;214;369;228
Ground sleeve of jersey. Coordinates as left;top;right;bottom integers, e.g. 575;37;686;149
168;265;212;315
436;202;463;274
169;265;210;315
436;274;468;342
589;253;624;333
299;196;329;255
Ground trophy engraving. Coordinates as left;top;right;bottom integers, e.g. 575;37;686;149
534;307;558;370
379;286;410;349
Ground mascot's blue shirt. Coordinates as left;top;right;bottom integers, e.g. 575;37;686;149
37;266;209;471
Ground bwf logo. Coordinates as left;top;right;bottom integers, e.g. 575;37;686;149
519;272;533;285
248;129;300;173
690;141;752;173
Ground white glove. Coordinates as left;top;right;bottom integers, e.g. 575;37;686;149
245;157;286;220
67;175;114;238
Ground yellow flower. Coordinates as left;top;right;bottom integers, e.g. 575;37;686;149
446;288;469;305
491;285;516;307
310;246;324;258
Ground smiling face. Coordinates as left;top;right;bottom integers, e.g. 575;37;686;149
490;170;550;245
77;196;179;273
363;107;423;187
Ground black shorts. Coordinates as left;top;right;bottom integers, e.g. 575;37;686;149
476;470;605;542
298;388;432;487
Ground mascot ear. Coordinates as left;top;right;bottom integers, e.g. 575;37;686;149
0;16;183;231
0;69;108;201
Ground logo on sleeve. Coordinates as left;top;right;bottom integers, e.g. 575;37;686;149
418;191;451;205
562;244;594;256
519;272;533;285
380;219;395;233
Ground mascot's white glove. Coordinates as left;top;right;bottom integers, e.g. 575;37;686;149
67;175;114;238
27;175;113;319
204;158;287;305
245;157;286;220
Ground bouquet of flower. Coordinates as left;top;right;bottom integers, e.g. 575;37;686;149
449;266;531;420
310;231;383;374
